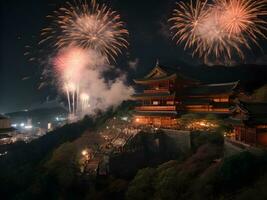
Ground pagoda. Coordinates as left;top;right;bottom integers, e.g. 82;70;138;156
132;62;239;128
229;101;267;146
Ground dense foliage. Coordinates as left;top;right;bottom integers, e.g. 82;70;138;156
2;102;267;200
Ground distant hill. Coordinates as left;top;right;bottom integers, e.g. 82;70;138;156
180;64;267;92
250;84;267;102
5;107;68;125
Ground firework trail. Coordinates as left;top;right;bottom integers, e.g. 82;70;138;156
64;83;72;113
38;0;130;118
53;47;88;115
169;0;267;61
80;93;90;113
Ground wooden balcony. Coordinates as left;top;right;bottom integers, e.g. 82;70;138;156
135;106;177;111
186;107;230;113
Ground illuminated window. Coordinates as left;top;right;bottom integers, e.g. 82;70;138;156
257;125;267;129
153;101;160;105
213;98;229;102
166;101;174;105
135;118;140;123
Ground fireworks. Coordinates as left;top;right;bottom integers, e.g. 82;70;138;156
64;82;77;114
40;0;129;63
80;93;90;113
169;0;267;61
217;0;267;42
38;0;129;118
53;47;90;84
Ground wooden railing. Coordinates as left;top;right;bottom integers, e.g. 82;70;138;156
186;107;230;113
135;106;177;111
144;89;170;94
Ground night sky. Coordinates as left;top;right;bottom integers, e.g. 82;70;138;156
0;0;266;113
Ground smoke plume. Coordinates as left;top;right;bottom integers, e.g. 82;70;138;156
53;46;134;117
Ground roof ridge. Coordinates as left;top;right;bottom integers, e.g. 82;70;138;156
203;81;239;87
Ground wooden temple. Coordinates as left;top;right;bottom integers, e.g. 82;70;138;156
229;101;267;146
132;63;239;128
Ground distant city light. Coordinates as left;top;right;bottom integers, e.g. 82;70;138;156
121;117;128;121
48;123;52;130
81;150;88;156
20;123;25;127
0;151;8;157
11;124;17;127
25;125;33;129
55;116;66;122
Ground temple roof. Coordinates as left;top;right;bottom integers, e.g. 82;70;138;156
132;92;176;99
134;63;197;84
186;82;239;96
231;101;267;125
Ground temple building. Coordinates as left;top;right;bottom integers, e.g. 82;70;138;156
229;101;267;146
132;63;240;128
0;115;15;145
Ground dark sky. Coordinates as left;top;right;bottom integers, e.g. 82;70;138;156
0;0;266;113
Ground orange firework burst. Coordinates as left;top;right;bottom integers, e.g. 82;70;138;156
169;0;209;52
169;0;267;61
40;0;129;63
217;0;267;43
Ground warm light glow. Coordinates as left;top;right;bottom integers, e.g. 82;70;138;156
65;82;76;92
186;120;219;130
81;150;88;156
55;47;89;85
80;93;90;102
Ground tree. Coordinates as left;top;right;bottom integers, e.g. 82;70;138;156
126;168;156;200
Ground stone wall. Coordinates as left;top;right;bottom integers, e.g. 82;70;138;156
162;129;191;153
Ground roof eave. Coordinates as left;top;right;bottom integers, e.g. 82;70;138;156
134;74;177;84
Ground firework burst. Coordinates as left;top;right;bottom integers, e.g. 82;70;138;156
217;0;267;44
169;0;267;61
169;0;209;52
40;0;129;63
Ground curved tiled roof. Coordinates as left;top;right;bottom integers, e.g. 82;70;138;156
231;101;267;125
186;82;239;96
132;92;176;99
134;65;197;84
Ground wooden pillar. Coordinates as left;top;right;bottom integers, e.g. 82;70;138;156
255;128;258;145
